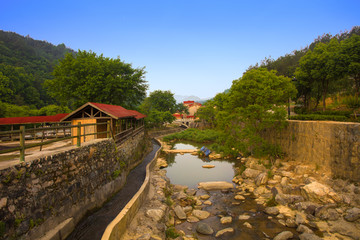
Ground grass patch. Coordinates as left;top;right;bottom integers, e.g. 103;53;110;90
165;226;180;239
265;196;277;207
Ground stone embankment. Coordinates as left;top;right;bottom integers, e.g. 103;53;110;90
121;141;360;240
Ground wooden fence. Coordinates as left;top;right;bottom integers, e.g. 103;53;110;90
0;122;144;162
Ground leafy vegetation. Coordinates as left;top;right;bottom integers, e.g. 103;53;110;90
46;50;148;109
197;68;296;158
139;90;187;128
250;26;360;113
0;30;74;110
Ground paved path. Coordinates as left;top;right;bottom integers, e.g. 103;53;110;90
66;140;161;240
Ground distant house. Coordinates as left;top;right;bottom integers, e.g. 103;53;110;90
182;101;202;119
60;102;146;145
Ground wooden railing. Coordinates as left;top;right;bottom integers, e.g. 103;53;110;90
0;122;145;162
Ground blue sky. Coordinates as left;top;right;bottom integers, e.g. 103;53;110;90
1;0;359;99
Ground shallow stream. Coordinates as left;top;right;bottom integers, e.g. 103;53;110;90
164;142;300;240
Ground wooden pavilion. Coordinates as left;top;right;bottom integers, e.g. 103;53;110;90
60;102;146;145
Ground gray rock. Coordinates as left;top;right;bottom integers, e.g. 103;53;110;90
186;189;197;196
215;228;234;237
145;209;165;222
255;172;268;186
344;207;360;222
295;213;305;225
196;222;214;235
298;233;323;240
242;168;261;179
285;218;297;228
329;219;360;240
220;216;232;224
264;206;279;215
273;231;293;240
174;205;187;220
192;209;210;220
296;224;313;234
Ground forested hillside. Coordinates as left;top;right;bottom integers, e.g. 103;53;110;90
0;30;74;116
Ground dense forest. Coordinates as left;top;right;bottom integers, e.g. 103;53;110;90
0;30;74;117
248;26;360;113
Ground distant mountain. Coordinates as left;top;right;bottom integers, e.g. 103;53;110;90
174;95;209;104
0;30;75;107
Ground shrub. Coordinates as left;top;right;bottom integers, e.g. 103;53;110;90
290;114;349;122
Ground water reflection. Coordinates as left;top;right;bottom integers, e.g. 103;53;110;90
165;152;235;189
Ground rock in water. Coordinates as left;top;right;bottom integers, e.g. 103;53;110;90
220;216;232;224
264;206;280;216
174;205;187;220
196;222;214;235
192;209;210;220
198;181;234;191
215;228;234;237
298;233;323;240
202;165;215;168
273;231;293;240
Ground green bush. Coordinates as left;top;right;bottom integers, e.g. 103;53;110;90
290;114;349;122
342;95;360;109
163;128;222;143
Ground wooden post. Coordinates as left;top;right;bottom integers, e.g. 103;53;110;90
107;120;111;138
10;125;14;141
77;122;81;147
20;126;25;162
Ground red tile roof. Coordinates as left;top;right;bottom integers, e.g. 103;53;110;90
0;113;69;125
89;102;136;119
60;102;146;121
127;110;146;120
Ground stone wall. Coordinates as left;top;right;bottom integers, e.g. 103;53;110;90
263;120;360;181
0;131;149;239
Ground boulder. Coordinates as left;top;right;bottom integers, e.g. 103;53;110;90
301;181;341;204
196;222;213;235
243;222;252;228
255;172;269;186
264;207;280;216
329;219;360;240
174;205;187;220
238;214;251;220
234;194;245;200
273;231;293;240
145;209;165;222
298;233;323;240
296;224;313;234
242;168;261;179
192;209;210;220
215;228;234;237
199;194;210;200
220;216;232;224
344;207;360;222
156;158;168;168
198;181;234;191
202;165;215;168
187;216;199;223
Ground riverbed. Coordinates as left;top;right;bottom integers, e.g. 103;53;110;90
163;141;300;239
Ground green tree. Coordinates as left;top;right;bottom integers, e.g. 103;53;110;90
140;90;177;113
139;90;178;128
46;50;148;109
295;39;345;111
38;105;71;116
341;35;360;102
210;68;297;157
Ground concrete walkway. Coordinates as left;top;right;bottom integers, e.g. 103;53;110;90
65;140;161;240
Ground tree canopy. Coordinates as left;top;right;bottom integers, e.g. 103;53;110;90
198;68;297;157
139;90;182;128
46;50;148;109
